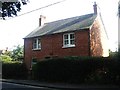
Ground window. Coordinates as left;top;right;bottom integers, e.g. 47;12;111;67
33;38;41;50
63;33;75;47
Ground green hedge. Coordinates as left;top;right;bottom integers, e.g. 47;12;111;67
2;62;28;79
32;57;120;84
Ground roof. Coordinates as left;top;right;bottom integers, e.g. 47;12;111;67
25;13;97;38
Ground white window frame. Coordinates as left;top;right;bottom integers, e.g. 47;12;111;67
63;33;75;48
32;38;41;50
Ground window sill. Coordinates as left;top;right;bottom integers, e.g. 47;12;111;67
32;48;41;51
62;45;75;48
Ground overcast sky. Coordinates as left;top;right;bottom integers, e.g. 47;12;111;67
0;0;118;51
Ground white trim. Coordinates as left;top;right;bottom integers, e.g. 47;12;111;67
62;45;75;48
32;38;41;50
63;32;75;48
32;48;41;50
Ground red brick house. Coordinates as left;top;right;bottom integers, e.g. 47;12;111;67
24;3;109;69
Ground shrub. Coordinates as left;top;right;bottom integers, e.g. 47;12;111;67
85;57;120;84
0;55;12;63
32;57;120;84
2;62;28;79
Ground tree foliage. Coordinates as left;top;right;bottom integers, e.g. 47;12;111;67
0;0;29;19
11;45;24;61
0;45;24;62
0;54;12;63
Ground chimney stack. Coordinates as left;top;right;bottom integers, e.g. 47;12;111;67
39;15;46;26
93;2;97;15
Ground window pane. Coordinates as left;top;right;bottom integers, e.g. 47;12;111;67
38;43;41;48
33;39;37;44
38;39;41;49
64;34;68;39
64;40;68;45
33;39;37;49
33;43;37;49
70;40;75;45
70;34;74;39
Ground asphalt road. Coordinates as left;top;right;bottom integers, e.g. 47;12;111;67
1;81;120;90
1;82;59;90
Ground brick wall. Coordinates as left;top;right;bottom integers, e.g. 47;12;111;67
90;18;103;56
24;38;33;69
24;30;90;68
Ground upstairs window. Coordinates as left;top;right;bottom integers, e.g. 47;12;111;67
63;33;75;48
33;38;41;50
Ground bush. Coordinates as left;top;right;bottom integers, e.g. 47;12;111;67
2;62;28;79
86;58;120;84
32;57;120;84
0;55;12;63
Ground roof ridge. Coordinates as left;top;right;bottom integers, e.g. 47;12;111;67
46;13;94;24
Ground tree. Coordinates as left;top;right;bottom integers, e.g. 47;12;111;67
0;45;24;62
0;0;29;19
11;45;24;61
0;54;12;63
0;48;12;62
3;49;12;57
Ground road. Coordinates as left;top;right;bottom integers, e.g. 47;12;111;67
1;81;120;90
1;82;59;90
